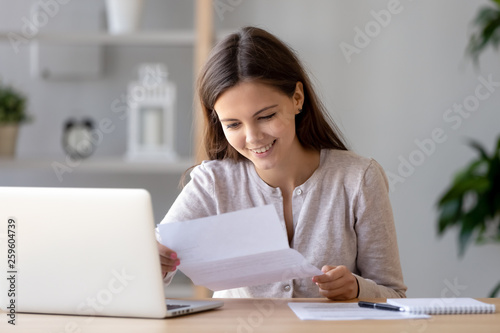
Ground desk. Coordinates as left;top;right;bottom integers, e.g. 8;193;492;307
1;298;499;333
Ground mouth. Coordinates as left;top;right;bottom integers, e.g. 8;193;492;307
249;140;276;154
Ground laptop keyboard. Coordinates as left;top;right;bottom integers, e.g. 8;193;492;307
167;304;190;310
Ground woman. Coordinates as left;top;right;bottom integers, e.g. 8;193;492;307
157;26;407;300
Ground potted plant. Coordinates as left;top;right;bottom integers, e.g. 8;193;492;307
437;0;500;297
0;82;28;157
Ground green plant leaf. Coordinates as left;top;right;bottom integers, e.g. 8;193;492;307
451;159;487;184
438;176;489;205
486;138;500;219
488;168;500;216
469;139;490;161
467;5;500;62
458;210;482;256
458;195;494;256
497;221;500;241
489;280;500;297
437;199;462;234
458;222;474;257
495;135;500;157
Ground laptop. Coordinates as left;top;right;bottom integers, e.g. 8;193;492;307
0;186;223;318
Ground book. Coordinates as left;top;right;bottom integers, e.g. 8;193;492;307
386;298;496;315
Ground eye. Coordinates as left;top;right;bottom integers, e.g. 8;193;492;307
258;113;276;121
225;122;240;130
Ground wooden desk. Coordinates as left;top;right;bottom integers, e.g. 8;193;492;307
1;298;499;333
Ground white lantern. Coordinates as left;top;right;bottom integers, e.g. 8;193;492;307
126;63;177;161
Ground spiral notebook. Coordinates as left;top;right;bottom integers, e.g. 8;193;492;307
387;298;496;315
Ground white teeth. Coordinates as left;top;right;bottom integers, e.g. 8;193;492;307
251;141;274;154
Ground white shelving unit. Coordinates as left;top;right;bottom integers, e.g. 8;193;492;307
0;30;197;171
0;31;196;45
0;156;194;173
0;30;230;45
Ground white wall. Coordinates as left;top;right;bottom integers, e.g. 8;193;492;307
1;0;499;298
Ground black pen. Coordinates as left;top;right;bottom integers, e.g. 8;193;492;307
358;301;405;312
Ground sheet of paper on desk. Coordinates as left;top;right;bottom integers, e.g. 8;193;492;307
288;303;430;320
157;205;322;291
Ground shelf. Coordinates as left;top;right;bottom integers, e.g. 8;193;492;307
0;156;195;174
0;30;235;46
0;30;196;46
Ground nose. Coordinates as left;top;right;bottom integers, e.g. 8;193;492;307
245;124;264;145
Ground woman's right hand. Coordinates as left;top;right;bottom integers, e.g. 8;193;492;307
157;242;180;277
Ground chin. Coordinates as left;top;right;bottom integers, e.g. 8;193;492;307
252;160;277;171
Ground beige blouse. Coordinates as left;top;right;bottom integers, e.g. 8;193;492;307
158;149;407;299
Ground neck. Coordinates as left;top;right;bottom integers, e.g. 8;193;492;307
256;147;321;192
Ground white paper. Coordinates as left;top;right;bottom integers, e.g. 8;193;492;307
158;205;322;291
288;303;431;321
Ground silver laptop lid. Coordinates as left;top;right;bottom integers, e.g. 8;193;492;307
0;187;168;318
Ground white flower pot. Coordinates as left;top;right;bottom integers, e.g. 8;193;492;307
105;0;145;34
0;124;19;157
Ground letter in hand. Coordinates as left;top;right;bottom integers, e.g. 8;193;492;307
312;265;359;301
157;242;181;277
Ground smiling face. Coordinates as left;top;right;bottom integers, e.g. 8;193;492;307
214;81;304;172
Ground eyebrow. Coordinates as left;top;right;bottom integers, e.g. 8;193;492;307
218;104;278;122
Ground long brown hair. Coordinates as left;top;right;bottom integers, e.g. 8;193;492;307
197;26;348;161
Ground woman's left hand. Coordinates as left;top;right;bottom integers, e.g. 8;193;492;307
312;265;359;300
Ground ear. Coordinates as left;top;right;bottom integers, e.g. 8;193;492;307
293;81;305;114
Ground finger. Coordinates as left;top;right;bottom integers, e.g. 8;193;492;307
318;285;353;301
159;254;179;265
157;242;180;274
161;262;179;274
316;275;347;291
312;265;338;283
157;242;176;257
322;265;335;273
160;257;180;275
160;257;180;267
158;242;180;260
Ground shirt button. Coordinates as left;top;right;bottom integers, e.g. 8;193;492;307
296;189;303;195
283;284;291;292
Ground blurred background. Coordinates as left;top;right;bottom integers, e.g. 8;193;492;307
0;0;499;298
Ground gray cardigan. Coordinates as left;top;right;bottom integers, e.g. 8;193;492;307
158;149;407;299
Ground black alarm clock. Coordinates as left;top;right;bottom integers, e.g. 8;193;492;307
62;118;96;159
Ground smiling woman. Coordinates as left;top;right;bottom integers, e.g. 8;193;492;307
156;26;407;301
